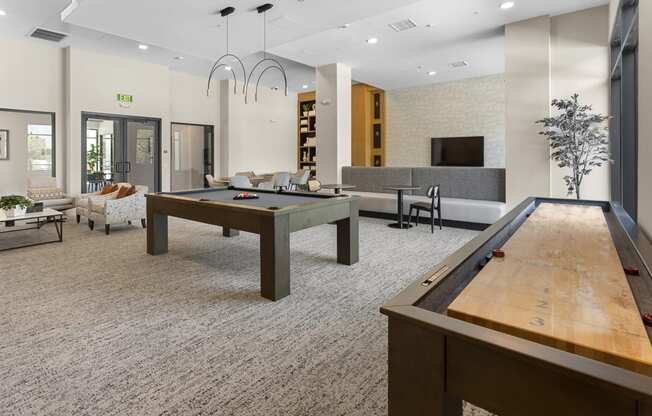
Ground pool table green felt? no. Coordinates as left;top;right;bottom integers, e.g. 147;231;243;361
145;187;360;301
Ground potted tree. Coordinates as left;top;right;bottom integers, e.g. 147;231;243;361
0;195;33;217
537;94;609;200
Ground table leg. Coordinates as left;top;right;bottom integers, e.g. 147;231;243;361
147;206;168;255
337;199;359;265
260;216;290;301
334;188;341;195
388;190;412;229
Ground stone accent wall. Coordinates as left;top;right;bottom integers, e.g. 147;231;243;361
386;74;505;168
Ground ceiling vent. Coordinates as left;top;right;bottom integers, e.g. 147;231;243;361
388;19;417;32
449;60;469;69
29;28;69;43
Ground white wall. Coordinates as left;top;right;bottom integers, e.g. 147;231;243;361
639;0;652;238
0;38;65;193
550;7;610;201
386;74;505;168
66;47;171;195
220;79;297;176
505;16;552;208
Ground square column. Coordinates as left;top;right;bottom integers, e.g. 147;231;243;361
316;63;352;184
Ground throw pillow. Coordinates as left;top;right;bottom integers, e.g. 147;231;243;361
116;185;136;199
99;184;118;195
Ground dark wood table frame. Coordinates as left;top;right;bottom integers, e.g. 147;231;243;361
146;187;360;301
381;197;652;416
0;210;64;252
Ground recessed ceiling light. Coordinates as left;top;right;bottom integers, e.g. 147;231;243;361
338;23;350;29
366;37;378;45
428;71;437;76
0;10;6;16
174;56;184;60
302;84;309;89
425;23;436;28
224;65;232;71
138;44;149;50
500;1;515;10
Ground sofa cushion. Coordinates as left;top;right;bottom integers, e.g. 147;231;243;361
411;167;506;202
347;191;506;225
342;167;413;194
27;187;65;201
27;176;57;188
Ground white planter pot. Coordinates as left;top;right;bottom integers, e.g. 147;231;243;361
2;206;27;217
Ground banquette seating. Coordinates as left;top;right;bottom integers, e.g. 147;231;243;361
342;167;507;227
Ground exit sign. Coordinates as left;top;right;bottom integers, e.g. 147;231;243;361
116;94;134;107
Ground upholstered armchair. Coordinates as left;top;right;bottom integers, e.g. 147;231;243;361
88;185;148;235
75;183;128;224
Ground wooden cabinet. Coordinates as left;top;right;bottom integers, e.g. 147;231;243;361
352;84;385;167
297;91;317;177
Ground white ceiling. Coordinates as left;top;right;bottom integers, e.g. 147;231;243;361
0;0;608;91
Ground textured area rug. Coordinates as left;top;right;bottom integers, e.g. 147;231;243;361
1;217;485;415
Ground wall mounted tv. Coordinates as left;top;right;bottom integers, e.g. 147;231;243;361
431;136;484;167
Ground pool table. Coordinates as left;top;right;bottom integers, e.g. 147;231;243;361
145;187;360;301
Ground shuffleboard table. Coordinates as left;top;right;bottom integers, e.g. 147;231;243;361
146;187;359;301
381;198;652;416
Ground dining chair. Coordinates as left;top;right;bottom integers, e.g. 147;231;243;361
259;172;291;190
230;175;253;188
290;170;310;191
408;185;442;233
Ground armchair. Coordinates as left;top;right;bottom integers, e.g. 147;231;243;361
88;185;148;235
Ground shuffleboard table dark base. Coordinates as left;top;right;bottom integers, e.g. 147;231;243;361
382;197;652;416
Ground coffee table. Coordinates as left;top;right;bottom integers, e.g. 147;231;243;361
384;186;420;229
0;208;64;251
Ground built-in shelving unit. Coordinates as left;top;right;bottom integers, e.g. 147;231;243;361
297;91;317;178
352;84;385;167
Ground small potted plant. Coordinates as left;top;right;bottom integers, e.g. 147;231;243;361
0;195;33;217
301;103;311;117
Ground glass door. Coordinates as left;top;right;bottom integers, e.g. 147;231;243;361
82;113;161;193
170;123;214;191
126;119;159;193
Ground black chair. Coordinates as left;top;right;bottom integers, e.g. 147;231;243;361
408;185;442;233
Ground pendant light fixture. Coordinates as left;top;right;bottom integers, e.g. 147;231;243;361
207;6;247;97
245;3;288;103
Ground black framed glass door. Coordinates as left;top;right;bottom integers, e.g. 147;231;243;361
170;123;214;191
82;113;161;193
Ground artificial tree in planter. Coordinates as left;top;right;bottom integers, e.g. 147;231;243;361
0;195;33;217
537;94;609;200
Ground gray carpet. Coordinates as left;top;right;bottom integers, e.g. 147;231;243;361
0;217;486;415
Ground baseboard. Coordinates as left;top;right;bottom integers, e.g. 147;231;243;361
359;210;489;231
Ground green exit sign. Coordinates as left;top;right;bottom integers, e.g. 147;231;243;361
116;94;133;107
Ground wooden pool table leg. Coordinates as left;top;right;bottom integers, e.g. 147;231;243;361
223;227;240;237
337;199;359;265
260;216;290;301
147;208;168;255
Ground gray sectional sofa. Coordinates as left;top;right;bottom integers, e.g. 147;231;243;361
341;166;507;227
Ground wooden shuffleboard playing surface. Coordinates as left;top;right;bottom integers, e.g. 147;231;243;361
448;203;652;376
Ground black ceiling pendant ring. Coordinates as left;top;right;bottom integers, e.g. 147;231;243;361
244;3;289;103
206;6;246;98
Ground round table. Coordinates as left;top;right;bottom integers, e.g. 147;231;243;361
384;185;421;229
321;184;356;194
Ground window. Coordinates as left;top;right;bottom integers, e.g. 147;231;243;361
610;0;638;220
27;124;54;173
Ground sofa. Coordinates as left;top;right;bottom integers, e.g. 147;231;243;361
26;176;74;211
342;167;507;227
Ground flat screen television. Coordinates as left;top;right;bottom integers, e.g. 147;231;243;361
431;136;484;167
